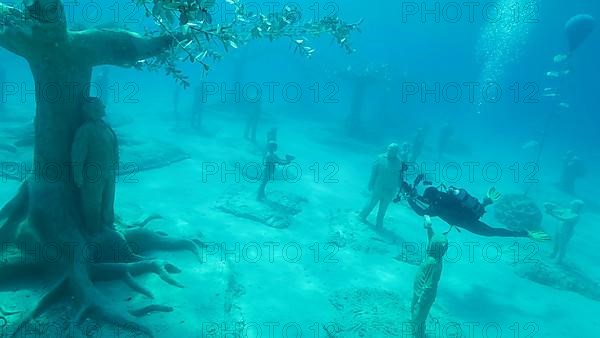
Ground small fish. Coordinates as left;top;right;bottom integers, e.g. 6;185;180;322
522;140;539;150
554;54;568;63
559;102;570;109
546;71;560;78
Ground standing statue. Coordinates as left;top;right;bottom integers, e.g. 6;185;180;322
437;122;454;158
410;127;427;163
359;143;403;228
244;100;261;143
191;84;204;131
410;215;448;338
71;97;118;235
558;150;586;194
336;64;390;136
545;200;584;264
0;66;5;114
257;141;294;201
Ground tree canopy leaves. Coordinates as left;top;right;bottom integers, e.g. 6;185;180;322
137;0;362;87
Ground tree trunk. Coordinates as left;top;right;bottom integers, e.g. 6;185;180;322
28;56;91;241
0;3;201;336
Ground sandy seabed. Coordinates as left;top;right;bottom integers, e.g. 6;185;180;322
1;106;600;338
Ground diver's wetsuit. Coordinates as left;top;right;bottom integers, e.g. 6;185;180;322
407;187;528;238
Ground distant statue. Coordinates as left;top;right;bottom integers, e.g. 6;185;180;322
558;150;586;194
172;86;183;130
191;85;204;131
410;127;427;163
400;142;411;164
437;122;454;158
266;127;278;144
94;68;110;104
244;100;261;143
0;66;5;114
336;64;391;136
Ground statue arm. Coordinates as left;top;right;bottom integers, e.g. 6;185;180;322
71;126;89;187
272;154;290;165
368;160;379;191
550;210;578;223
424;215;433;241
108;126;120;172
71;28;177;67
545;203;579;222
0;4;34;58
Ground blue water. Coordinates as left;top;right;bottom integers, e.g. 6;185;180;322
1;0;599;337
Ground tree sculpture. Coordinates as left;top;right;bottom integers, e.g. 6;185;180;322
0;0;359;335
335;64;390;135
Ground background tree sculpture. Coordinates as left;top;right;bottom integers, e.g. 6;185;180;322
0;0;360;336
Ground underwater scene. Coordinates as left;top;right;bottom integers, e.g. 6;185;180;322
0;0;599;337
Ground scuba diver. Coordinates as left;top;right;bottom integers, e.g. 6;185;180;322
396;172;550;240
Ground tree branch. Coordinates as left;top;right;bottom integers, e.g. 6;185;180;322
71;28;177;67
0;3;35;58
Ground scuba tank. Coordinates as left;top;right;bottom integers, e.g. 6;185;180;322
450;187;486;220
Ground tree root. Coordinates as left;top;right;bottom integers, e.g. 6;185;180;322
116;213;164;229
9;257;182;337
0;258;52;281
9;274;68;336
130;304;174;317
124;228;206;262
0;307;20;316
0;180;29;241
3;190;198;337
91;260;183;298
130;214;164;228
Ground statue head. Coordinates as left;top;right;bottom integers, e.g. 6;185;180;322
401;142;411;153
386;143;399;158
570;200;585;214
266;141;278;153
23;0;66;26
81;97;106;121
427;234;449;260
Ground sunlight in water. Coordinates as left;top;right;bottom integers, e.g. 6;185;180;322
476;0;539;112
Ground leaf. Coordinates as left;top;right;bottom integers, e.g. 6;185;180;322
200;0;216;9
181;40;193;49
163;10;175;24
179;13;188;25
182;24;190;35
197;9;212;24
152;4;162;17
